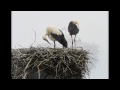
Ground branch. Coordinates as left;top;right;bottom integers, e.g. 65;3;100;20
30;29;36;47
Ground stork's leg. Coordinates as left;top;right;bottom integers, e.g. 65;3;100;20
54;41;56;49
71;35;73;49
74;35;76;49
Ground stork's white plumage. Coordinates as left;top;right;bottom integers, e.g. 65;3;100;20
43;25;68;48
68;20;79;49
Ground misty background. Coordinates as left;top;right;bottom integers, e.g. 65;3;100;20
12;11;108;79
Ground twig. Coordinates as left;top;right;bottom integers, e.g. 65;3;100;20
37;66;41;79
17;43;26;48
24;59;32;73
22;72;28;79
30;29;36;46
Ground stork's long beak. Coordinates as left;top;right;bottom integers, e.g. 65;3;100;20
46;39;51;45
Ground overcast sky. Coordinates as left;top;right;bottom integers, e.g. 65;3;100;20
12;11;108;79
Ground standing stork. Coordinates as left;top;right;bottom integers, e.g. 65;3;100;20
42;25;68;49
68;20;79;49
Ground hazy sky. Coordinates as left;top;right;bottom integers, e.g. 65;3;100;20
12;11;108;79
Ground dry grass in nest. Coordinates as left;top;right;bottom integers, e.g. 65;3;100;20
11;47;91;79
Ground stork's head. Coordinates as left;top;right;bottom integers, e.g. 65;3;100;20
71;20;78;25
42;34;51;45
69;20;79;30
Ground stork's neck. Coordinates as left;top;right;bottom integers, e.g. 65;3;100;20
46;31;49;35
44;33;48;38
43;33;48;39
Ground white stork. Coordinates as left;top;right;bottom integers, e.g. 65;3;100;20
68;20;79;49
43;25;68;49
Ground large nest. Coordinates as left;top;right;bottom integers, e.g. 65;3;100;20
11;47;91;79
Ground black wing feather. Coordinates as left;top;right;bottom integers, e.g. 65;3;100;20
51;30;68;47
68;22;79;35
